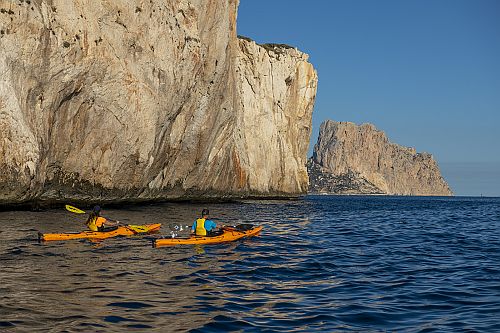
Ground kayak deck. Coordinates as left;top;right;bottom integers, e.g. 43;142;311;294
153;225;263;247
39;223;162;241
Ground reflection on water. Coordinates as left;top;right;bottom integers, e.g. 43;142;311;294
1;196;500;332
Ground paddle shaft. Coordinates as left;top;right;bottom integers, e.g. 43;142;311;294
64;205;153;233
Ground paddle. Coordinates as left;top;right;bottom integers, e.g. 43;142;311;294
124;225;150;233
65;205;87;214
64;205;148;233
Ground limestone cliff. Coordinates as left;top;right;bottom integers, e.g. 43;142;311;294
0;0;317;205
309;120;452;196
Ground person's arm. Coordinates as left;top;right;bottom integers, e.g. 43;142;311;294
191;221;196;234
209;220;217;231
110;219;120;226
104;218;120;226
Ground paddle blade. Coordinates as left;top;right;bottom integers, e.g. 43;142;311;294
65;205;86;214
127;225;149;233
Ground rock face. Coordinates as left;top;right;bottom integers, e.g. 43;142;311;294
0;0;317;205
309;121;453;196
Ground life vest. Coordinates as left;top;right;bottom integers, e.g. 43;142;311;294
195;218;207;236
87;216;107;232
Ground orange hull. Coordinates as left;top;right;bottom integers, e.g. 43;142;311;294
153;225;263;247
39;223;162;241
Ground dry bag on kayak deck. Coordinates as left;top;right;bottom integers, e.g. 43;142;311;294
235;224;254;232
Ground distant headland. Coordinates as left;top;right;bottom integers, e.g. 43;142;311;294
308;120;452;196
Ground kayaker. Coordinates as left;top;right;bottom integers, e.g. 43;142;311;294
191;209;220;236
86;205;119;232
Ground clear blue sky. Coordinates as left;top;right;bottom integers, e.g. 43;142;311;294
237;0;500;196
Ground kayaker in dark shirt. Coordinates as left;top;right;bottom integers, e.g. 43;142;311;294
86;206;119;232
191;209;221;236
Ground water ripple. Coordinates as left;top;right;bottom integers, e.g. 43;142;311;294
0;196;499;331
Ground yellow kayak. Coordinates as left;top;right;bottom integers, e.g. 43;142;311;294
153;225;263;247
38;223;161;241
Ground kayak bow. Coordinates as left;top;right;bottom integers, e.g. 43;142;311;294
153;225;262;247
38;223;161;242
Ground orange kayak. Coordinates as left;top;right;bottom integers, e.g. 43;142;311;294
38;223;161;241
153;225;263;247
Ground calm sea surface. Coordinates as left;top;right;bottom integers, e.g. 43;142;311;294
1;196;499;332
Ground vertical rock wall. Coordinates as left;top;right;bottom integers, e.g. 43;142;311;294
0;0;317;204
233;40;317;194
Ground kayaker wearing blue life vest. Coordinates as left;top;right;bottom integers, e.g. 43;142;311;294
191;209;219;236
86;206;119;232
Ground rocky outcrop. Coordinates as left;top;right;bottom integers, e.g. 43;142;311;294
309;120;452;196
0;0;317;205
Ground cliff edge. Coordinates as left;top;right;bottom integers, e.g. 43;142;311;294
0;0;317;205
308;120;452;196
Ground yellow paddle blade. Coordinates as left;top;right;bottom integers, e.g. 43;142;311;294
127;225;148;233
65;205;86;214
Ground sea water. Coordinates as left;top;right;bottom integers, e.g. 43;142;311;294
1;196;499;332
